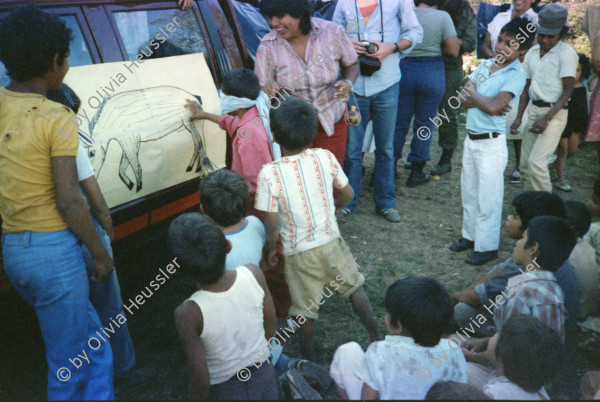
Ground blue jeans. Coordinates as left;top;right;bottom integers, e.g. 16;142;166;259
344;83;399;211
2;229;114;400
81;218;136;377
394;57;446;162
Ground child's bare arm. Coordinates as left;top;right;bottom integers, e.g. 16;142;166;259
263;212;280;266
335;184;354;210
361;383;379;400
246;264;277;339
184;99;220;124
175;301;211;399
80;176;114;240
53;156;113;282
462;82;515;116
452;288;482;308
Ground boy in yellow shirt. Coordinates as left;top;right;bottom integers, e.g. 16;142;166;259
0;6;114;399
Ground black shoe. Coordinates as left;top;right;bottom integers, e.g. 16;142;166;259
431;149;453;176
466;250;498;266
449;237;474;252
406;161;430;187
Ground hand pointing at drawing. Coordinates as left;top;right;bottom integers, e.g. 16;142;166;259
185;99;219;124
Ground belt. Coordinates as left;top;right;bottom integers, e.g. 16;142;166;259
467;130;501;140
532;100;568;109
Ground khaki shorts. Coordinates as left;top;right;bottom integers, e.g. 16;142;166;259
284;237;364;320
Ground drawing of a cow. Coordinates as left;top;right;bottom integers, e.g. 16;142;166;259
78;86;218;192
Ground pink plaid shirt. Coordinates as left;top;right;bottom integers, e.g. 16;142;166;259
494;270;567;342
254;18;358;136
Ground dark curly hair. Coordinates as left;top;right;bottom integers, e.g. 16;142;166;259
261;0;312;35
0;6;73;82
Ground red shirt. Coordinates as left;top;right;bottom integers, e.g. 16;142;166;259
218;106;273;196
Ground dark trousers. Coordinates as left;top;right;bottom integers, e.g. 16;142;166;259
437;64;465;151
394;56;446;163
209;361;280;400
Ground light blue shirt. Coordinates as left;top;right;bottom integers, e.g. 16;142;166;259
333;0;423;97
224;216;266;270
466;59;526;134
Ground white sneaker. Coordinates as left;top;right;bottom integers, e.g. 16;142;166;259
548;154;557;164
555;180;573;192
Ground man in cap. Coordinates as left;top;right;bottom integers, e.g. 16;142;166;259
511;3;578;192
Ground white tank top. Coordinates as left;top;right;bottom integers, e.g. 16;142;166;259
186;265;268;384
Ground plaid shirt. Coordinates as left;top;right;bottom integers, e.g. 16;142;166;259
254;18;358;136
494;270;567;342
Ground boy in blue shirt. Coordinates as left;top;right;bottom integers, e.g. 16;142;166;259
449;18;535;266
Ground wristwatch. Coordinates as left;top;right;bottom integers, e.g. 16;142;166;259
393;43;400;53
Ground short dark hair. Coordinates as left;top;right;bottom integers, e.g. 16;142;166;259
500;18;536;50
262;0;312;35
512;191;565;232
199;169;249;227
221;68;261;101
0;6;73;82
564;200;591;238
168;213;227;284
47;83;81;114
270;96;318;152
579;53;592;81
495;314;563;393
385;276;453;347
525;216;576;272
425;381;490;400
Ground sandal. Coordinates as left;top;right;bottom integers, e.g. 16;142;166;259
336;207;353;220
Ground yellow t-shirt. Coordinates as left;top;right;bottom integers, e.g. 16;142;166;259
0;87;79;233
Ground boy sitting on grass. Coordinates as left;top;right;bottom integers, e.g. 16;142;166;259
482;314;563;399
330;277;467;400
462;216;576;388
185;68;274;216
452;191;580;335
170;213;279;399
255;96;382;362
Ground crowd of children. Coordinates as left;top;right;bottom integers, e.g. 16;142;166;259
5;0;600;400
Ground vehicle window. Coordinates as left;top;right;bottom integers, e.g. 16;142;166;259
112;9;209;64
0;15;93;87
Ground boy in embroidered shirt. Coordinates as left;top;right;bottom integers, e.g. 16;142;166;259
185;68;275;215
449;18;533;266
511;4;578;192
255;96;381;361
330;277;467;400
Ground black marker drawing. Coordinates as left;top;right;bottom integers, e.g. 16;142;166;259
78;85;218;192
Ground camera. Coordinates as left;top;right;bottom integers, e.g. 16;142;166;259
362;41;379;55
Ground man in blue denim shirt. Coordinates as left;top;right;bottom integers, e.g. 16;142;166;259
333;0;423;222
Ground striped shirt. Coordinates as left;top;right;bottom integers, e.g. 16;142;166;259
254;148;348;255
254;18;358;136
494;270;567;342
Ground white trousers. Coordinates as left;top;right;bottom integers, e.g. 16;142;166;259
461;135;508;252
330;342;364;400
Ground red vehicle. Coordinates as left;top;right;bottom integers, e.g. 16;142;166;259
0;0;253;291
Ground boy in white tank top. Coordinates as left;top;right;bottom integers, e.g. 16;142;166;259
169;213;279;399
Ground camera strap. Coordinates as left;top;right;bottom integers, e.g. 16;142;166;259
354;0;384;42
